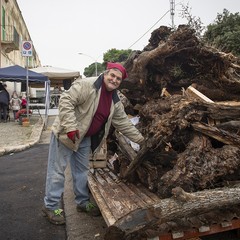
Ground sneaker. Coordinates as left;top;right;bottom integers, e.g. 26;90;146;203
76;202;101;217
42;206;65;225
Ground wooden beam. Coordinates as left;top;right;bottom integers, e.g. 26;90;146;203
186;85;219;125
192;122;240;146
186;86;214;103
105;187;240;240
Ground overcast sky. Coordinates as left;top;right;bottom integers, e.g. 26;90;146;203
17;0;239;77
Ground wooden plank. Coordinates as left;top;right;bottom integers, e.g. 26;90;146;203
192;122;240;146
88;174;116;226
89;167;163;228
106;169;120;182
102;168;157;208
161;87;171;97
186;86;214;103
136;184;164;202
89;139;107;168
186;85;220;125
127;183;160;205
98;169;140;211
106;178;148;209
89;160;107;168
91;171;134;219
216;101;240;106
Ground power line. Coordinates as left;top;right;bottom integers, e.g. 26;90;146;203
128;9;170;49
128;1;181;50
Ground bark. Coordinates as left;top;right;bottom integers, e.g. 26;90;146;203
158;134;240;197
105;187;240;240
192;122;240;146
117;96;240;196
121;25;240;102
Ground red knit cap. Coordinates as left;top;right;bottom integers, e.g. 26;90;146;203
106;62;128;80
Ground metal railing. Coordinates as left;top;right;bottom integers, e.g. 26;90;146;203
1;25;19;50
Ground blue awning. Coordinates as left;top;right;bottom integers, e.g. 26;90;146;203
0;65;49;82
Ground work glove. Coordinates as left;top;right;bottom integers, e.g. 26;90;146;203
67;130;80;144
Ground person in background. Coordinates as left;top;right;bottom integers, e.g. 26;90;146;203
20;94;27;108
53;83;63;94
0;82;10;122
15;104;32;121
42;62;144;225
10;91;22;121
52;83;63;107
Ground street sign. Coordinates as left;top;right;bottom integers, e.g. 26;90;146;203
22;41;33;57
21;40;33;119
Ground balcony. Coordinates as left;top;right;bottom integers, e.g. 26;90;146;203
1;25;20;53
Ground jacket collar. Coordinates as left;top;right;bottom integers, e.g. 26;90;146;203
93;74;120;104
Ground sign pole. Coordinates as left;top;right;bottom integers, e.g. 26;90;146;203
26;56;29;120
21;40;33;123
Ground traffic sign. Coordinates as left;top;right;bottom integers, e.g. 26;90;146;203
22;41;33;57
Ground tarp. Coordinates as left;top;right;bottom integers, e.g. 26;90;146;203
0;65;50;127
0;65;49;82
31;66;80;80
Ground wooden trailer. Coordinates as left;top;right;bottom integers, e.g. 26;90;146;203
88;167;240;240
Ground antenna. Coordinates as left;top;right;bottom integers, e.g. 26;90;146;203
170;0;175;28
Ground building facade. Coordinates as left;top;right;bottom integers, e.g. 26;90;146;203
0;0;42;95
1;0;41;68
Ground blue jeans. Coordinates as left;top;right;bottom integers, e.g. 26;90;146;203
44;133;91;210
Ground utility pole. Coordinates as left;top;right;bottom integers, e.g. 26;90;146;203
170;0;175;29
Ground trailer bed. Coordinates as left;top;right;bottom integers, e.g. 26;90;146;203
88;167;240;240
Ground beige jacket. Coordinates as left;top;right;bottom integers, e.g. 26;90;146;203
52;75;144;152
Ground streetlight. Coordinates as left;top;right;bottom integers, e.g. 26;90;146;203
78;53;97;77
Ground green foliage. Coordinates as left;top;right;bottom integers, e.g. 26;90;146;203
169;64;184;78
83;48;132;77
204;9;240;56
83;62;105;77
179;3;205;38
103;48;132;67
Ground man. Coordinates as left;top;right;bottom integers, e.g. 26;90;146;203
42;62;144;225
0;82;10;122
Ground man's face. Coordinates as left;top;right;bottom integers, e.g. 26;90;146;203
103;69;123;91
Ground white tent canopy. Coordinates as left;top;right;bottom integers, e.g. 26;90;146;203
31;66;80;89
31;66;80;80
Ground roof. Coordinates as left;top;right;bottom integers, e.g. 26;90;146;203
30;66;80;80
0;65;49;83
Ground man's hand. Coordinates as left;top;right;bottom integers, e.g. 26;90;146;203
67;130;80;144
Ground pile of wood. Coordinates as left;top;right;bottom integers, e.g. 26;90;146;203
121;24;240;103
101;24;240;239
111;24;240;196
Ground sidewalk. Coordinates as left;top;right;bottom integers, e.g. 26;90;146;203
0;113;107;240
0;115;44;156
0;108;58;156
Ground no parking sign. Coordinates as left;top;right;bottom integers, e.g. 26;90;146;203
22;41;33;57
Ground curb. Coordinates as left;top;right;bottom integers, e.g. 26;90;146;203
0;118;45;156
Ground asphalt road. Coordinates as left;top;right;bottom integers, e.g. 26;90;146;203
0;144;66;240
